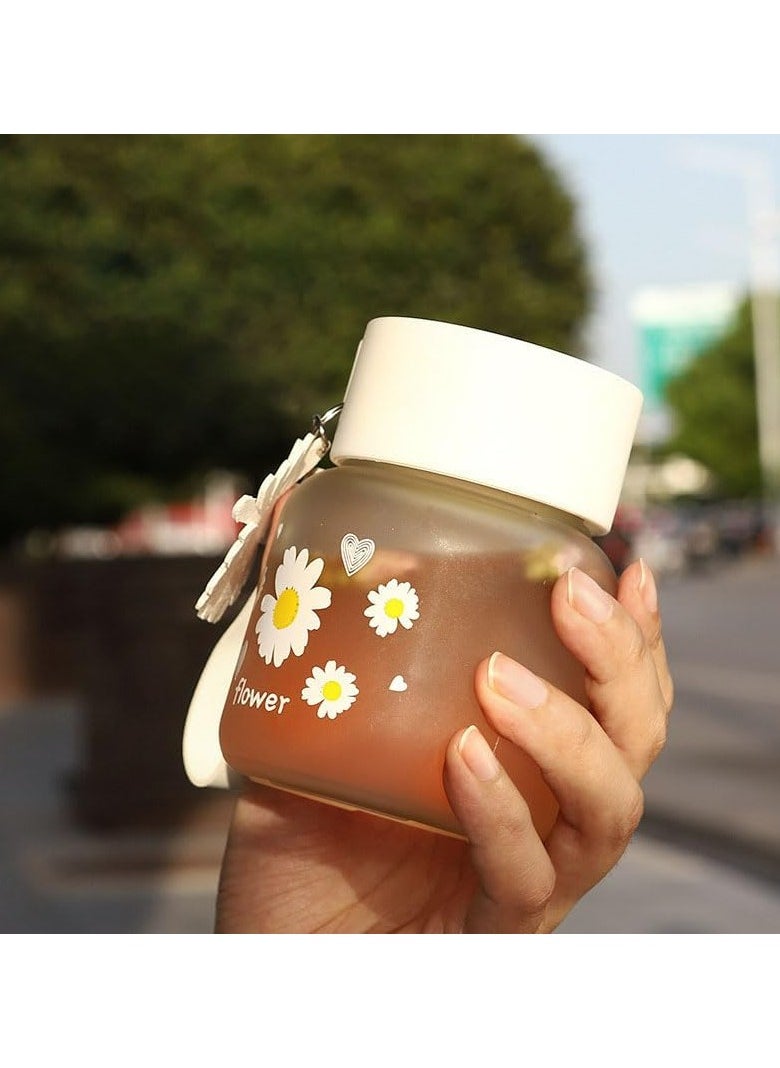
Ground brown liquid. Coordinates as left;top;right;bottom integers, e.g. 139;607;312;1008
219;533;609;838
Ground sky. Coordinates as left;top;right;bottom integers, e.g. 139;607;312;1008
531;135;780;394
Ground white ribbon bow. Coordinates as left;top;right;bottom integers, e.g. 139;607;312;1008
195;431;328;623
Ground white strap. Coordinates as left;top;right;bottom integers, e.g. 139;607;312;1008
183;594;256;788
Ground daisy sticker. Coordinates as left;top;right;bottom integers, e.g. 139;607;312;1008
301;661;359;720
256;546;332;667
364;578;420;637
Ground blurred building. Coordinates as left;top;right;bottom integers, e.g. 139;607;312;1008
113;475;240;557
50;475;241;560
631;282;740;447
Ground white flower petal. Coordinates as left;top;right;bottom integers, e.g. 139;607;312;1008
256;547;332;666
195;435;328;623
302;555;325;587
305;661;359;719
272;633;292;667
308;587;332;610
364;577;419;639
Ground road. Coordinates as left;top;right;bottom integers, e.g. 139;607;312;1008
2;553;779;933
561;551;780;932
639;553;780;870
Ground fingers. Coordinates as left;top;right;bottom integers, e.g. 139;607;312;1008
472;655;645;922
549;563;671;779
443;726;555;933
477;655;644;855
618;558;674;714
447;561;672;932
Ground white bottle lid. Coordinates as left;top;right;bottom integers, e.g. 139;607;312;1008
330;317;643;535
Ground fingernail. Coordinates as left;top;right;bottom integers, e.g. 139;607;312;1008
567;567;614;624
458;725;501;782
638;558;658;614
487;651;547;709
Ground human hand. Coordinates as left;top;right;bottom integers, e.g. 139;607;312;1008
214;558;673;933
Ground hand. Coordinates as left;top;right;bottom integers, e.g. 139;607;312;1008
214;559;673;933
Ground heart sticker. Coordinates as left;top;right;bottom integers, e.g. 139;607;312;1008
341;532;375;577
388;675;408;692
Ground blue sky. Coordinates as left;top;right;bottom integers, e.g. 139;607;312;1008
531;135;780;391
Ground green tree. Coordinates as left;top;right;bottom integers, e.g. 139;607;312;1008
0;134;592;545
664;297;762;497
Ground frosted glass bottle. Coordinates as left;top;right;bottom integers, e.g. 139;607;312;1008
214;317;643;839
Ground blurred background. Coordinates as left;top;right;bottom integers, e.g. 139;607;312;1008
1;133;779;933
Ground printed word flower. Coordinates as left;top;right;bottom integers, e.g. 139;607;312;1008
364;578;420;637
301;661;359;720
256;547;332;667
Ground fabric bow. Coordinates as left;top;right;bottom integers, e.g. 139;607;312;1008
195;431;328;623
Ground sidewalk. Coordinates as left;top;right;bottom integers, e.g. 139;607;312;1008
3;697;780;934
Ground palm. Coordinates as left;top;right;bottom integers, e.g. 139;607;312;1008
215;783;478;933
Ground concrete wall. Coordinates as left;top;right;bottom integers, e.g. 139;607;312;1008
0;555;243;829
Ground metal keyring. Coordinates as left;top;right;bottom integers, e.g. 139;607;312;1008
311;403;344;446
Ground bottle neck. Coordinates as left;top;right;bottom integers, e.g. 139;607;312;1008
334;458;592;537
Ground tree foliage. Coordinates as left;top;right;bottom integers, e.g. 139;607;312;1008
664;297;762;498
0;134;592;544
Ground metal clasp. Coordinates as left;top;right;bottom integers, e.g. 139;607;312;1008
311;403;344;448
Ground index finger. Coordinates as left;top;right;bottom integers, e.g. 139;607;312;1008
618;558;674;715
549;564;669;779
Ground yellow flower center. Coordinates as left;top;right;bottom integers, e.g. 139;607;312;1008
384;597;404;619
322;680;342;702
273;587;299;629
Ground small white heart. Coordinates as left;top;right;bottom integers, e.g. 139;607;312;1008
341;532;376;576
389;675;408;692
